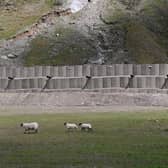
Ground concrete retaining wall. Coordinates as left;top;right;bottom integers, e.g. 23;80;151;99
0;65;167;91
0;64;168;77
0;76;167;90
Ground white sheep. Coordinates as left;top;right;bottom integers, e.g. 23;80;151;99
64;122;78;131
20;122;39;134
78;123;93;131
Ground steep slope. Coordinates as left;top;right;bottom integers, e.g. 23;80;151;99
0;0;167;65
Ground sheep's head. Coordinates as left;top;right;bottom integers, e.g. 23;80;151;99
20;123;23;127
79;123;82;126
64;122;67;126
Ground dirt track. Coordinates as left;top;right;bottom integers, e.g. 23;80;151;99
0;105;167;116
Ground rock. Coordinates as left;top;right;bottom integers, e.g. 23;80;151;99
0;55;8;60
7;53;18;59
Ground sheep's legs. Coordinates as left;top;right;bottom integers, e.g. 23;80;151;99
24;128;38;134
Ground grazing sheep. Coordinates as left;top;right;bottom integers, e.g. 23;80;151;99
20;122;39;134
79;123;93;131
64;122;78;131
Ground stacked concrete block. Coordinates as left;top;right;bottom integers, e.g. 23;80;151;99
103;77;111;88
82;64;91;76
111;77;120;88
56;66;65;77
114;64;122;75
106;65;115;76
123;64;133;75
53;78;61;89
34;66;43;77
151;64;160;75
16;79;22;89
94;78;103;89
0;78;8;89
74;65;83;77
159;64;168;75
52;66;59;76
15;67;22;77
65;66;75;77
120;77;128;88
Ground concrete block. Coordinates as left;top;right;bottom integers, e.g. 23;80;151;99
146;77;155;88
56;78;62;89
159;64;168;75
16;79;22;89
106;65;115;76
45;78;53;89
0;78;8;89
27;67;35;77
132;77;137;88
69;78;75;88
120;77;126;88
136;77;143;88
35;66;43;76
53;66;59;76
133;64;141;75
123;64;133;75
21;79;29;89
141;64;148;75
7;79;15;89
152;64;159;75
156;77;164;88
114;64;122;75
41;66;47;76
0;67;4;77
91;65;97;76
82;65;91;76
57;66;66;77
101;65;107;76
111;77;119;87
11;67;17;77
45;66;52;76
28;78;39;88
38;78;46;89
15;67;22;77
94;78;103;88
72;78;82;88
66;66;75;77
103;78;111;88
74;65;82;77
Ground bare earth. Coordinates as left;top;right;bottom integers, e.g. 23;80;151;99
0;105;167;116
0;91;167;115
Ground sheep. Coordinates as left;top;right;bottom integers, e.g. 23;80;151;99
20;122;39;134
79;123;93;131
64;122;78;131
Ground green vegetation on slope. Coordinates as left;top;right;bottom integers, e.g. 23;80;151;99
125;20;167;63
0;111;168;167
101;0;168;63
24;28;97;66
0;0;60;39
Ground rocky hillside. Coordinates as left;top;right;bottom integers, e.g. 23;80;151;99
0;0;167;65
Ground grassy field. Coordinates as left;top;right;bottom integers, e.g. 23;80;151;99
0;111;168;168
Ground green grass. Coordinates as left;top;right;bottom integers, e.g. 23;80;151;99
0;111;168;167
0;0;53;39
24;28;96;66
125;20;167;63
